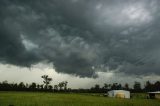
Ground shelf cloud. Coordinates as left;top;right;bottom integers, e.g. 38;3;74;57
0;0;160;77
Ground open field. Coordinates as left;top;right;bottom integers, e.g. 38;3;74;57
0;92;160;106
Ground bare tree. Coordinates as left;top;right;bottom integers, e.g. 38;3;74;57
64;81;68;91
41;75;52;89
58;82;64;90
54;85;58;91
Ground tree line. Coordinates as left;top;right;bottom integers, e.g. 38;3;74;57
0;75;160;93
0;75;68;92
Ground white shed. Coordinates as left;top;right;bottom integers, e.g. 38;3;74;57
148;91;160;99
108;90;130;99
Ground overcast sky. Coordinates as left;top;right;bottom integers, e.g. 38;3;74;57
0;0;160;88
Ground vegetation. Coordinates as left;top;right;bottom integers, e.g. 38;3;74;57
0;75;160;105
0;75;160;93
41;75;53;90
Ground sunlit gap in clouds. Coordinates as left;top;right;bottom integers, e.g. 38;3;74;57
97;2;153;27
122;4;152;25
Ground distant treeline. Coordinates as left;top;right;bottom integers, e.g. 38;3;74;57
0;75;160;93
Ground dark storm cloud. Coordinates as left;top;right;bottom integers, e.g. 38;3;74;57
0;0;160;77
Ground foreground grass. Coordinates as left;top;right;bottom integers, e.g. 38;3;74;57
0;92;160;106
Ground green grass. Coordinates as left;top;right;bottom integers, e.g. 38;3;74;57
0;91;160;106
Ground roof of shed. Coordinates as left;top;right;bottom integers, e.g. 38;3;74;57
148;91;160;94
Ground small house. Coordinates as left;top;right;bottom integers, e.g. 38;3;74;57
148;91;160;99
108;90;130;99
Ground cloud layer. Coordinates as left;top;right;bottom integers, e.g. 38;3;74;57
0;0;160;77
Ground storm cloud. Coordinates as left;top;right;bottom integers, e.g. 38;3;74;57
0;0;160;77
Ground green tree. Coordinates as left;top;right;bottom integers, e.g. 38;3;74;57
103;83;109;90
94;84;100;90
29;82;37;90
48;85;53;91
18;82;25;89
145;81;152;91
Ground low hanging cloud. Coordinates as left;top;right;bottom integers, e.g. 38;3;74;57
0;0;160;77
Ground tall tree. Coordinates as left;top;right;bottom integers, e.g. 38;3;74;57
111;83;118;90
145;81;152;91
64;81;68;91
18;82;26;90
94;84;100;90
124;83;129;90
103;83;109;90
54;85;58;91
29;82;37;90
154;81;160;91
58;82;64;90
48;85;53;91
41;75;52;89
133;81;141;91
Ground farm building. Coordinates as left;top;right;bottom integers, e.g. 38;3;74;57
108;90;130;99
148;91;160;99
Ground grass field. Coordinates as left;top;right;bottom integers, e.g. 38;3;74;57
0;92;160;106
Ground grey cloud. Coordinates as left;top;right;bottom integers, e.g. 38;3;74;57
0;0;160;77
